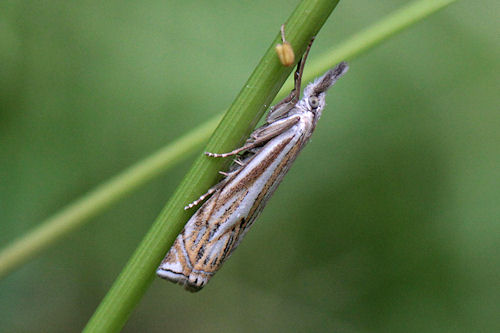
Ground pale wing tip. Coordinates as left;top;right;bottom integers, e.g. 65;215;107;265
157;268;205;292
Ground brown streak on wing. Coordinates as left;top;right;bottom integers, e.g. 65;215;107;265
245;134;306;228
233;136;294;193
182;191;222;268
192;190;250;272
177;134;299;276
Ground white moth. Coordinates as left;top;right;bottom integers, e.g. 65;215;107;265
157;38;349;292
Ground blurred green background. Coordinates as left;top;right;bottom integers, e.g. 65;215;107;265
1;0;499;332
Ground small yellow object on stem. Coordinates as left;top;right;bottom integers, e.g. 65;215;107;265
275;24;295;66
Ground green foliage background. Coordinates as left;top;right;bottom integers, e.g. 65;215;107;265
1;0;498;332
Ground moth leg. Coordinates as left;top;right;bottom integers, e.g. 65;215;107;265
185;155;247;209
233;158;245;166
292;36;314;101
266;36;315;123
254;114;301;138
205;115;300;158
233;156;252;169
184;180;226;210
205;144;253;158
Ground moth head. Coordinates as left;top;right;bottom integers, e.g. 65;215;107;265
302;61;349;112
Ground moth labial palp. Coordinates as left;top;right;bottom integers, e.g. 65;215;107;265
157;31;349;292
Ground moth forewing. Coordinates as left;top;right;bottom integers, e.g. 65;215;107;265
157;51;349;291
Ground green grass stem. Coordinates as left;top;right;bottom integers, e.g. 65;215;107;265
83;0;341;331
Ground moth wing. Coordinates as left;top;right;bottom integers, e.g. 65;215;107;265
183;187;252;272
157;186;250;291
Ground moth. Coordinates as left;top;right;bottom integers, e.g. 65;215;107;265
157;35;349;292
